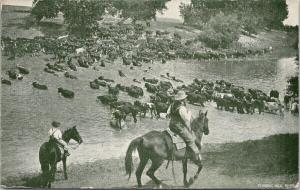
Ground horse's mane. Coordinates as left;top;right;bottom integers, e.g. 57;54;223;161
63;127;73;134
191;116;201;131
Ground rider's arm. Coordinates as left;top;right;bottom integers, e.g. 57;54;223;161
179;106;192;129
166;105;172;118
55;130;68;147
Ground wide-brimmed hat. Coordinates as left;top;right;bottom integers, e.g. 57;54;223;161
174;90;187;101
52;121;61;128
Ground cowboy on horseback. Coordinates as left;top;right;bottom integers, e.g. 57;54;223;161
167;90;201;162
48;121;70;156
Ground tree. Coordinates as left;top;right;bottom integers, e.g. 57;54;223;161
62;0;107;37
198;12;241;49
111;0;170;23
31;0;63;22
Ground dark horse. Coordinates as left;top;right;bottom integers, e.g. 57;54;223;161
39;126;83;187
125;110;209;188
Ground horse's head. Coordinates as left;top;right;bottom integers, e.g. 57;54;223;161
192;110;209;136
63;126;83;144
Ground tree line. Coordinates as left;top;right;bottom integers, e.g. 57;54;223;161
31;0;170;37
180;0;289;49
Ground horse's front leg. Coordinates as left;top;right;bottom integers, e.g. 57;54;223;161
187;158;203;187
63;157;68;180
182;159;188;187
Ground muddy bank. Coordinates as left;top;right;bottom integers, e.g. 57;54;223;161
2;134;298;188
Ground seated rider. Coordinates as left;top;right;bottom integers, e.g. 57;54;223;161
48;121;70;157
167;90;201;162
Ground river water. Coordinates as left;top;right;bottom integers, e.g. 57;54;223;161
1;54;298;179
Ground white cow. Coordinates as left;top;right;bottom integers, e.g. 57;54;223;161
264;101;283;115
76;47;86;54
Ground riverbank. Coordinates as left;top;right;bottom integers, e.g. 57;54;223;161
2;134;298;188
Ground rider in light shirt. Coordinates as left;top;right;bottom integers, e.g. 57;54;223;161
48;121;70;156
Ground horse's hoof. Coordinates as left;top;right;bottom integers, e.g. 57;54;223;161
184;181;189;187
188;177;194;186
154;184;162;189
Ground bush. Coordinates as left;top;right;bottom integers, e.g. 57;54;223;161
198;12;241;49
180;0;288;34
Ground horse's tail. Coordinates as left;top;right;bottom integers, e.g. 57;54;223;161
125;137;143;179
39;142;51;185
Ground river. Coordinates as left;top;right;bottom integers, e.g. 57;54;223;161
1;54;298;179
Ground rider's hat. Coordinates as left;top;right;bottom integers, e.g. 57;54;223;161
52;121;61;128
174;90;187;101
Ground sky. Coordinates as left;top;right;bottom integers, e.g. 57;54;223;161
1;0;299;26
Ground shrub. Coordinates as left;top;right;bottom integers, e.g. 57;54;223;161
198;12;241;49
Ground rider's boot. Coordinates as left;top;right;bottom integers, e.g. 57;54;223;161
64;150;70;157
189;144;201;163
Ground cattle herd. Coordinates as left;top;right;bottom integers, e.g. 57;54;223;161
2;22;272;65
98;75;294;129
1;22;297;129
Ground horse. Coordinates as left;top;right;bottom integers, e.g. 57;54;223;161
125;110;209;188
39;126;83;187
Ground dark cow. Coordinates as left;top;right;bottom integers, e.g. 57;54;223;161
32;82;48;90
1;78;11;85
270;90;279;99
108;85;119;96
97;94;118;105
145;83;158;93
143;77;158;84
58;88;74;98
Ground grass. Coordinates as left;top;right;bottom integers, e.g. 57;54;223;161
205;133;298;177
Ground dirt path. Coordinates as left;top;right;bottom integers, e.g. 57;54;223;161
50;158;297;189
2;134;298;188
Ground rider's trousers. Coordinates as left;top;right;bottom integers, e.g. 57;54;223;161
169;122;200;155
177;127;199;155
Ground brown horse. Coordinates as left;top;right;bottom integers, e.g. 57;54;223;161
39;126;83;187
125;110;209;188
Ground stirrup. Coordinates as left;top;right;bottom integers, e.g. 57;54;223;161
64;151;70;157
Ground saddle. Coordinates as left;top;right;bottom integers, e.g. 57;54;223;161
48;138;65;158
164;128;186;150
163;129;190;169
